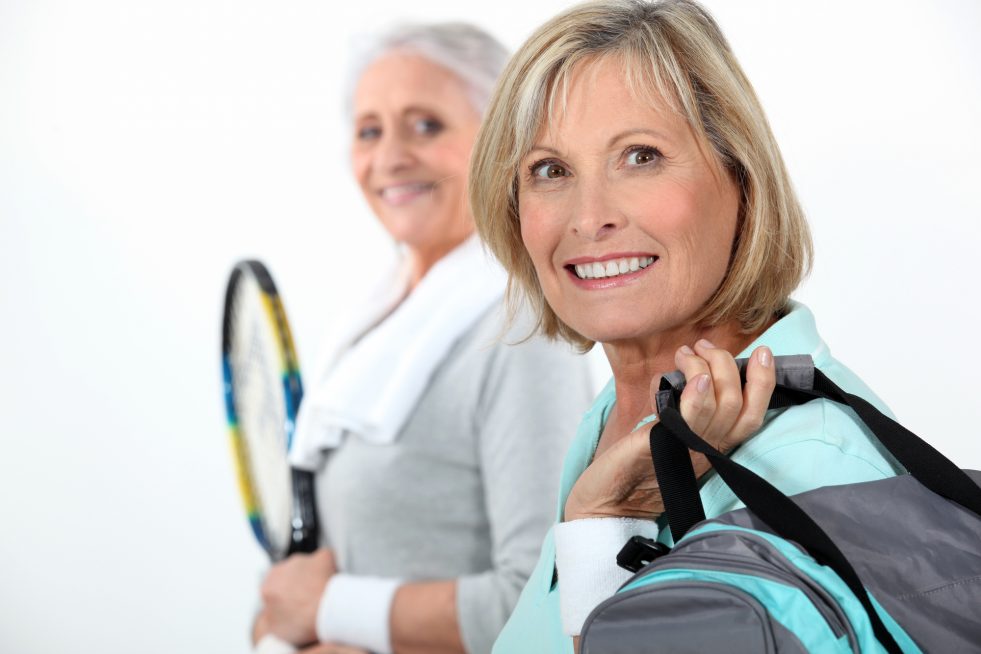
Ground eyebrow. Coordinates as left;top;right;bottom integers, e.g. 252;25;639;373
354;105;440;122
525;145;562;157
605;128;671;148
527;128;673;158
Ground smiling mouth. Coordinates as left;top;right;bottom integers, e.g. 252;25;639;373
567;256;658;280
378;182;435;204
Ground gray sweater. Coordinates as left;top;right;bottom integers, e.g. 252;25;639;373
314;305;595;653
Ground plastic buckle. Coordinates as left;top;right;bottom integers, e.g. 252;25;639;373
616;535;670;573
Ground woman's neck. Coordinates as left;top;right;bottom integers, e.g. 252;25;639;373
602;319;768;437
403;230;475;291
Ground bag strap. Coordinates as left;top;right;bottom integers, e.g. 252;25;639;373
806;370;981;517
653;408;905;654
650;356;981;654
651;354;816;539
651;356;981;538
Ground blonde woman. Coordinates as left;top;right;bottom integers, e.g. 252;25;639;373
469;1;903;651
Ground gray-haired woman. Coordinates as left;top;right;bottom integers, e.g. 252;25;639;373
252;23;595;654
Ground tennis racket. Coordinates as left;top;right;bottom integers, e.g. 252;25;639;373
221;259;318;561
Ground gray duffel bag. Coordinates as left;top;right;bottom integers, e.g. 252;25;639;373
581;356;981;653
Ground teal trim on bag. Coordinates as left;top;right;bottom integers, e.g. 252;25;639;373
867;595;922;654
679;524;922;654
621;568;850;653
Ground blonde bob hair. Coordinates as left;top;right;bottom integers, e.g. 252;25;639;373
470;0;812;350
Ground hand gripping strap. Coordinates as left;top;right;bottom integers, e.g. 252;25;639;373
652;408;905;654
650;356;981;653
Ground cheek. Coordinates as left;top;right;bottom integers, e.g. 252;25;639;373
676;186;738;284
350;151;372;191
518;203;564;285
424;143;471;180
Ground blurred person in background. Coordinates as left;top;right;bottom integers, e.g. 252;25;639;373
253;22;596;654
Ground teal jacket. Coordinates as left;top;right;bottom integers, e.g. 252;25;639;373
492;303;903;653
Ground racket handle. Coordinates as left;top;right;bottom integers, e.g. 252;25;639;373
288;468;319;555
255;633;298;654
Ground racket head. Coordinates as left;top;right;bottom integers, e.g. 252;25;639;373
221;260;315;560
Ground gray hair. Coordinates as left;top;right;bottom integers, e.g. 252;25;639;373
346;22;510;117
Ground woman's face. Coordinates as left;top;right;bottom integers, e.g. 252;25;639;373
351;52;482;270
517;57;740;346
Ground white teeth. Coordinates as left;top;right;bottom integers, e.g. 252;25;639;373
574;256;656;279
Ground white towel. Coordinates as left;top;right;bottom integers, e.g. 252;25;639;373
289;235;507;470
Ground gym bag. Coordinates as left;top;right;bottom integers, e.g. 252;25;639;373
580;356;981;653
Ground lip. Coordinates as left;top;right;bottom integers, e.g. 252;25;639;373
376;181;435;206
564;252;656;266
563;252;659;290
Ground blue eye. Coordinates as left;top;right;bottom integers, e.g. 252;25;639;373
357;125;381;141
626;147;660;166
530;160;569;179
414;118;444;135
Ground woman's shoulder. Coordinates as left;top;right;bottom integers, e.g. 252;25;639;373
425;301;595;428
733;349;899;467
456;301;595;377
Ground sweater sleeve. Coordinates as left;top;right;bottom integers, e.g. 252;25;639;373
455;334;595;654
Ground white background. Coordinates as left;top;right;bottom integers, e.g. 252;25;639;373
1;1;979;652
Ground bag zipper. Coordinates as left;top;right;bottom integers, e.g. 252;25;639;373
638;528;859;651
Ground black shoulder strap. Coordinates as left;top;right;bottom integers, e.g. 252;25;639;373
653;408;905;654
649;358;981;654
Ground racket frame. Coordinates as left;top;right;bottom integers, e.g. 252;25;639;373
221;259;318;560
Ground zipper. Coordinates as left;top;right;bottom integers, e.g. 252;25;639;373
638;528;860;652
585;580;777;654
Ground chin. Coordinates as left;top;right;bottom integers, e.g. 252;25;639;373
564;316;653;346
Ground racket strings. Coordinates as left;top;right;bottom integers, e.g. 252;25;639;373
228;275;294;557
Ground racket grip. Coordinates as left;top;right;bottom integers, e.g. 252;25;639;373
255;633;298;654
289;468;319;554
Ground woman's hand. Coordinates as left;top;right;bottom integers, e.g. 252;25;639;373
564;342;775;522
259;548;338;646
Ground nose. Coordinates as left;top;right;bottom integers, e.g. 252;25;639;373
373;131;416;174
570;179;624;240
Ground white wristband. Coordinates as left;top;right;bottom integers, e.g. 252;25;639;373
316;574;402;654
554;517;661;636
254;633;297;654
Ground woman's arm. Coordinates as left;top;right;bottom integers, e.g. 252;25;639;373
389;581;464;654
261;332;593;654
259;558;462;654
560;343;776;647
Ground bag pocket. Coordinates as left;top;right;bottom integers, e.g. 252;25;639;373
582;526;862;654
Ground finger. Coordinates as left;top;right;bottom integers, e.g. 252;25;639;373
692;339;744;447
723;346;776;453
673;345;715;435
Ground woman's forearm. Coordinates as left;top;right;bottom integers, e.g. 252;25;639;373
389;580;466;654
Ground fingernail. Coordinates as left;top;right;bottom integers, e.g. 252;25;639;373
679;345;694;356
696;373;710;393
759;347;772;368
697;339;716;350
